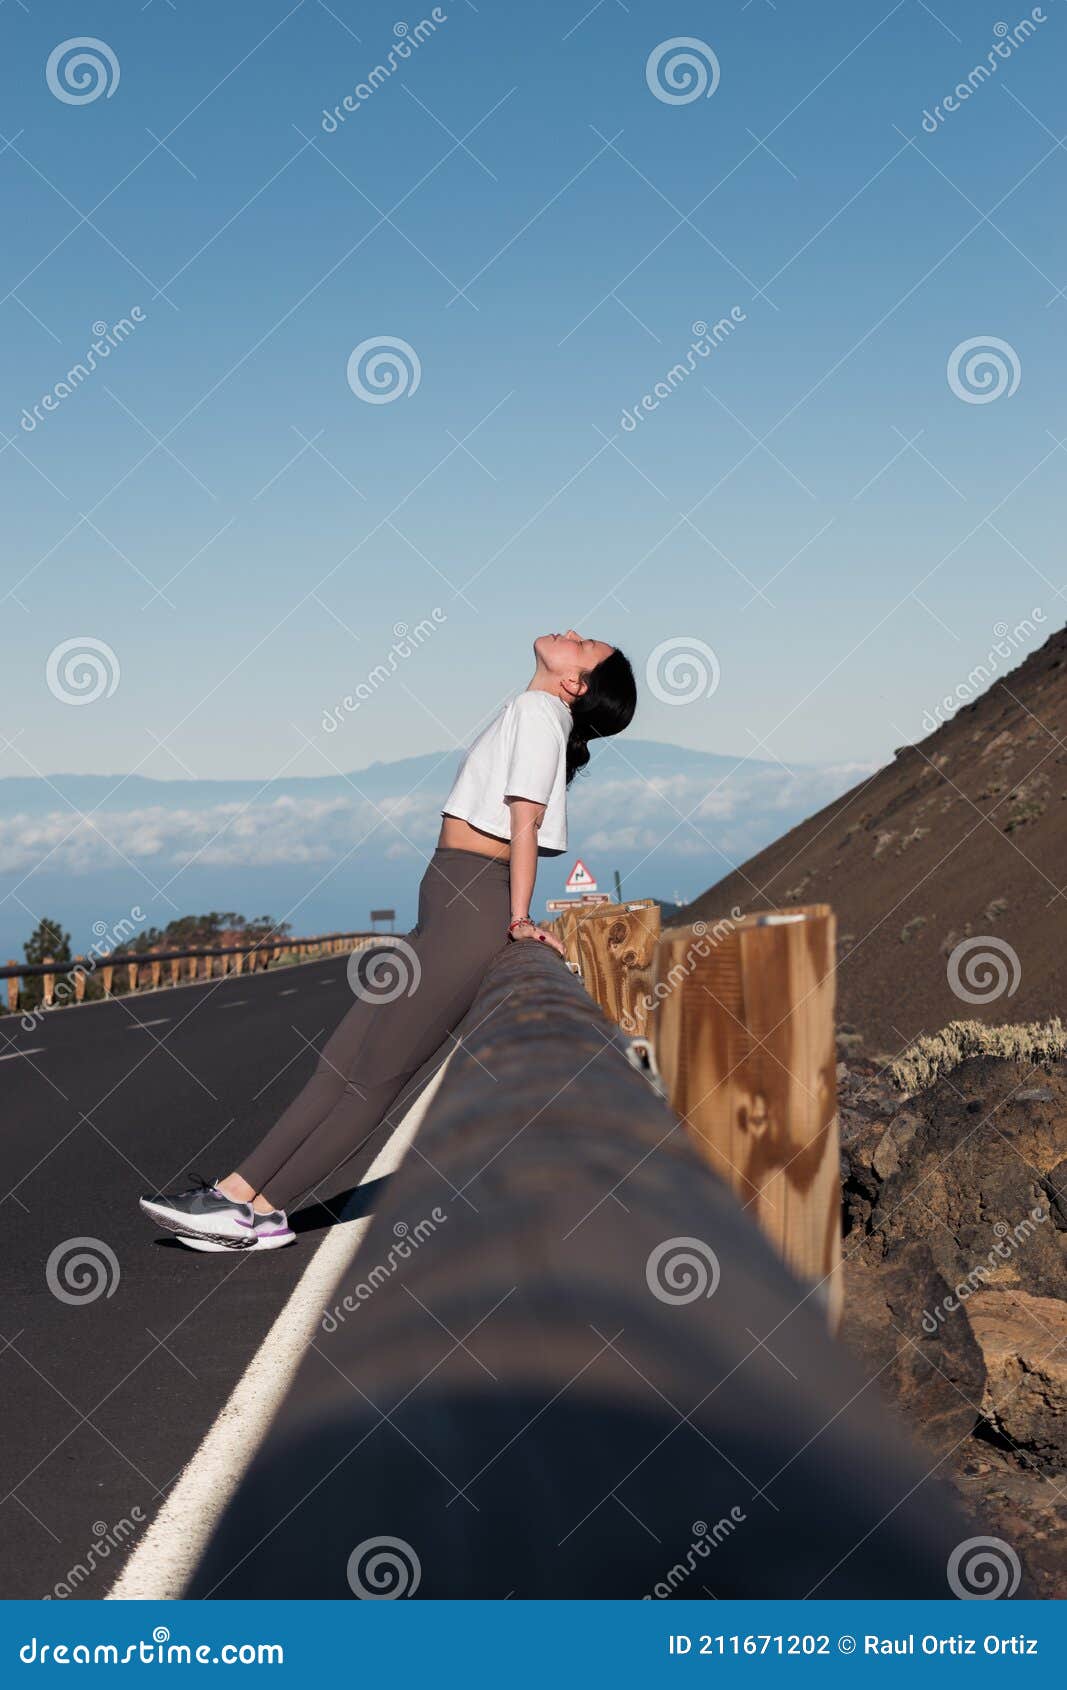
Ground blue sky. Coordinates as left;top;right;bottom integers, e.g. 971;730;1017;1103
1;0;1063;795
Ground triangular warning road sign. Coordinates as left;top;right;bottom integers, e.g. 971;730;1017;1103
565;858;597;893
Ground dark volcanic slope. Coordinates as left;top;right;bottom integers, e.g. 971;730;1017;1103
678;623;1067;1053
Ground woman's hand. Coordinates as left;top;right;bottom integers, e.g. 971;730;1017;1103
508;917;566;957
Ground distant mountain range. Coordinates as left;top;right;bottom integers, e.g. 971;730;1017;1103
679;624;1067;1051
0;738;869;961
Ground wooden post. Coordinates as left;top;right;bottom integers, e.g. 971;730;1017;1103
149;948;162;990
169;955;181;987
42;956;55;1007
73;959;88;1003
6;963;18;1013
575;903;662;1037
101;962;114;996
651;906;842;1329
127;956;139;993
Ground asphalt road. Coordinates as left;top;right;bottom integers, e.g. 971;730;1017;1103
0;954;402;1600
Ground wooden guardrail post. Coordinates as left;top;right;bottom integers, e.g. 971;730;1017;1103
149;947;163;990
41;956;55;1007
73;959;87;1003
574;902;661;1037
6;962;18;1012
651;907;841;1327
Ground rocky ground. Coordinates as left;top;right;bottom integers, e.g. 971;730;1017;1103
837;1048;1067;1597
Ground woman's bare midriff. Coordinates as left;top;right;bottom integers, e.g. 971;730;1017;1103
437;813;511;861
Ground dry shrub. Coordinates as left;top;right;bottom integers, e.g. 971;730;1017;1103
888;1017;1067;1094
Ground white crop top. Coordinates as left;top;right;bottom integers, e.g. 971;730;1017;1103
442;690;572;852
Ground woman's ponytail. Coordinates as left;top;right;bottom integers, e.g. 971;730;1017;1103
564;648;637;785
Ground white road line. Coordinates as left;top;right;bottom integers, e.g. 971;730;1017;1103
0;1047;46;1062
106;1055;453;1600
278;989;298;997
126;1018;172;1030
219;1000;248;1009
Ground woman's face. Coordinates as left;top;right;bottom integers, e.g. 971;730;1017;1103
535;630;614;686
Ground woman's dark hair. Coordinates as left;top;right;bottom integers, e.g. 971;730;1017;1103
565;648;637;785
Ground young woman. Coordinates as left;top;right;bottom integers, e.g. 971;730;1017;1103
139;631;637;1252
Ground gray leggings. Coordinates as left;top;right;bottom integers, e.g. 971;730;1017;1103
240;848;511;1211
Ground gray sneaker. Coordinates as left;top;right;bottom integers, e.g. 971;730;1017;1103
139;1176;294;1251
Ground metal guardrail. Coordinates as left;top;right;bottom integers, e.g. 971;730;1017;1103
188;940;969;1599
